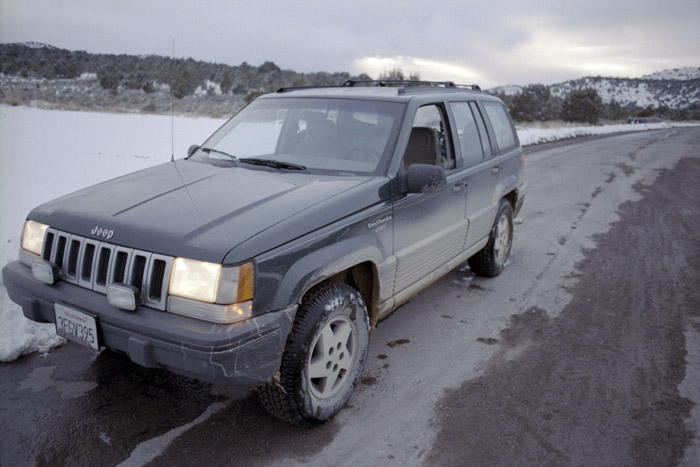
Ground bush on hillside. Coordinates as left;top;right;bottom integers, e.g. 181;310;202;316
561;88;603;124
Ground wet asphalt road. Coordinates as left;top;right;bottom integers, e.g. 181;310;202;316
1;127;699;467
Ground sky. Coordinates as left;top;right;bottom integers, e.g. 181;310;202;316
1;0;699;89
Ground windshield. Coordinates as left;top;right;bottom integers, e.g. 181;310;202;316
192;97;405;175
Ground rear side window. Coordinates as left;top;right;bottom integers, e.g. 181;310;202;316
470;102;492;158
449;102;484;166
483;102;518;151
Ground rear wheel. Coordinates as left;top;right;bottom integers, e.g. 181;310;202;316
257;282;370;426
468;199;513;277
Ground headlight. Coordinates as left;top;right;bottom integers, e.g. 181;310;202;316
169;257;222;303
169;258;254;304
168;258;254;323
21;220;49;256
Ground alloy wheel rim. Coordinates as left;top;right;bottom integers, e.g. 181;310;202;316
494;213;511;266
306;314;357;399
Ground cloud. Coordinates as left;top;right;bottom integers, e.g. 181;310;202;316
354;56;488;85
1;0;698;87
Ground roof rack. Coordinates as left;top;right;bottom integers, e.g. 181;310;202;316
276;84;342;93
341;79;481;91
276;80;482;93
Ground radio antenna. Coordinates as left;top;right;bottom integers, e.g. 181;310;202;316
170;38;175;162
167;38;203;219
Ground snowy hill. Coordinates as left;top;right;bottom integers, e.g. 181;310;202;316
641;67;700;81
17;42;58;50
549;76;700;109
489;68;700;109
489;84;524;96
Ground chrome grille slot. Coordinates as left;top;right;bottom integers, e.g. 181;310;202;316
145;254;172;310
38;228;173;311
129;253;149;288
111;247;132;284
149;261;166;299
133;259;147;286
78;239;99;288
53;233;69;269
42;229;56;261
94;244;115;293
64;236;82;284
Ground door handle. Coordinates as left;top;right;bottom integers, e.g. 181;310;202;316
453;182;466;193
492;165;502;174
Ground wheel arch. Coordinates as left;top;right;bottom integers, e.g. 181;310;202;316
264;235;383;330
503;189;518;210
302;261;379;331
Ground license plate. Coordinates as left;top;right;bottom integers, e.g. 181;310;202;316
55;304;100;350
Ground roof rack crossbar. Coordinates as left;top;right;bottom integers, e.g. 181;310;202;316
276;84;344;93
276;80;482;94
341;79;481;91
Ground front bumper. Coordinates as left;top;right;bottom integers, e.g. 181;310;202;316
2;260;296;386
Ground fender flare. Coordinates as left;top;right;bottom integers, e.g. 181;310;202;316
269;234;384;311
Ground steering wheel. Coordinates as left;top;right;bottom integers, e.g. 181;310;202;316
343;146;381;163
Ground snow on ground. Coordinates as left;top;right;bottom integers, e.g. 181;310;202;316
0;104;696;362
517;121;698;146
0;105;225;361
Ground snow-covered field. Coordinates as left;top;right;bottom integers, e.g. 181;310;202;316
0;105;695;361
0;106;225;361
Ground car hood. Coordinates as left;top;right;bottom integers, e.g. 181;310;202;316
30;160;382;263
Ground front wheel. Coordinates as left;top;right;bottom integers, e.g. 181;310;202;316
257;282;370;426
468;199;514;277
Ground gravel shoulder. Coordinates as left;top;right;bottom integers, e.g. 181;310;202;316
427;154;700;466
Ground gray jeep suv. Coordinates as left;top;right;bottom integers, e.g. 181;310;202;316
3;80;525;426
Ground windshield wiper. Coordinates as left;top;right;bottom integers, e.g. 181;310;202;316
239;158;307;171
201;147;239;163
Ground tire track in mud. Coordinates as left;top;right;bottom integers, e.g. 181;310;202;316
427;156;700;466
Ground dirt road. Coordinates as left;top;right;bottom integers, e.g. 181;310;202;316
1;127;698;467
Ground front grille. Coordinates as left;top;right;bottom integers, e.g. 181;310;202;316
41;228;173;311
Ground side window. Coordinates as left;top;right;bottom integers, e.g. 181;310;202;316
470;102;493;158
404;104;455;170
449;102;484;166
483;102;518;152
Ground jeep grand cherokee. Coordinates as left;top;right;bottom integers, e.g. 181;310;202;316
3;80;525;426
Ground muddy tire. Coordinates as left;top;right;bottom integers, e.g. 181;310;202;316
468;199;513;277
256;282;370;426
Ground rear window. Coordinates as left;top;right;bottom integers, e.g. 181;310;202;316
483;102;518;151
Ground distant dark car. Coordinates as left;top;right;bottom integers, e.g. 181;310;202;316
3;80;525;426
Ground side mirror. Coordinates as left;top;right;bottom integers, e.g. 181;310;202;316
187;144;200;159
405;164;447;194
